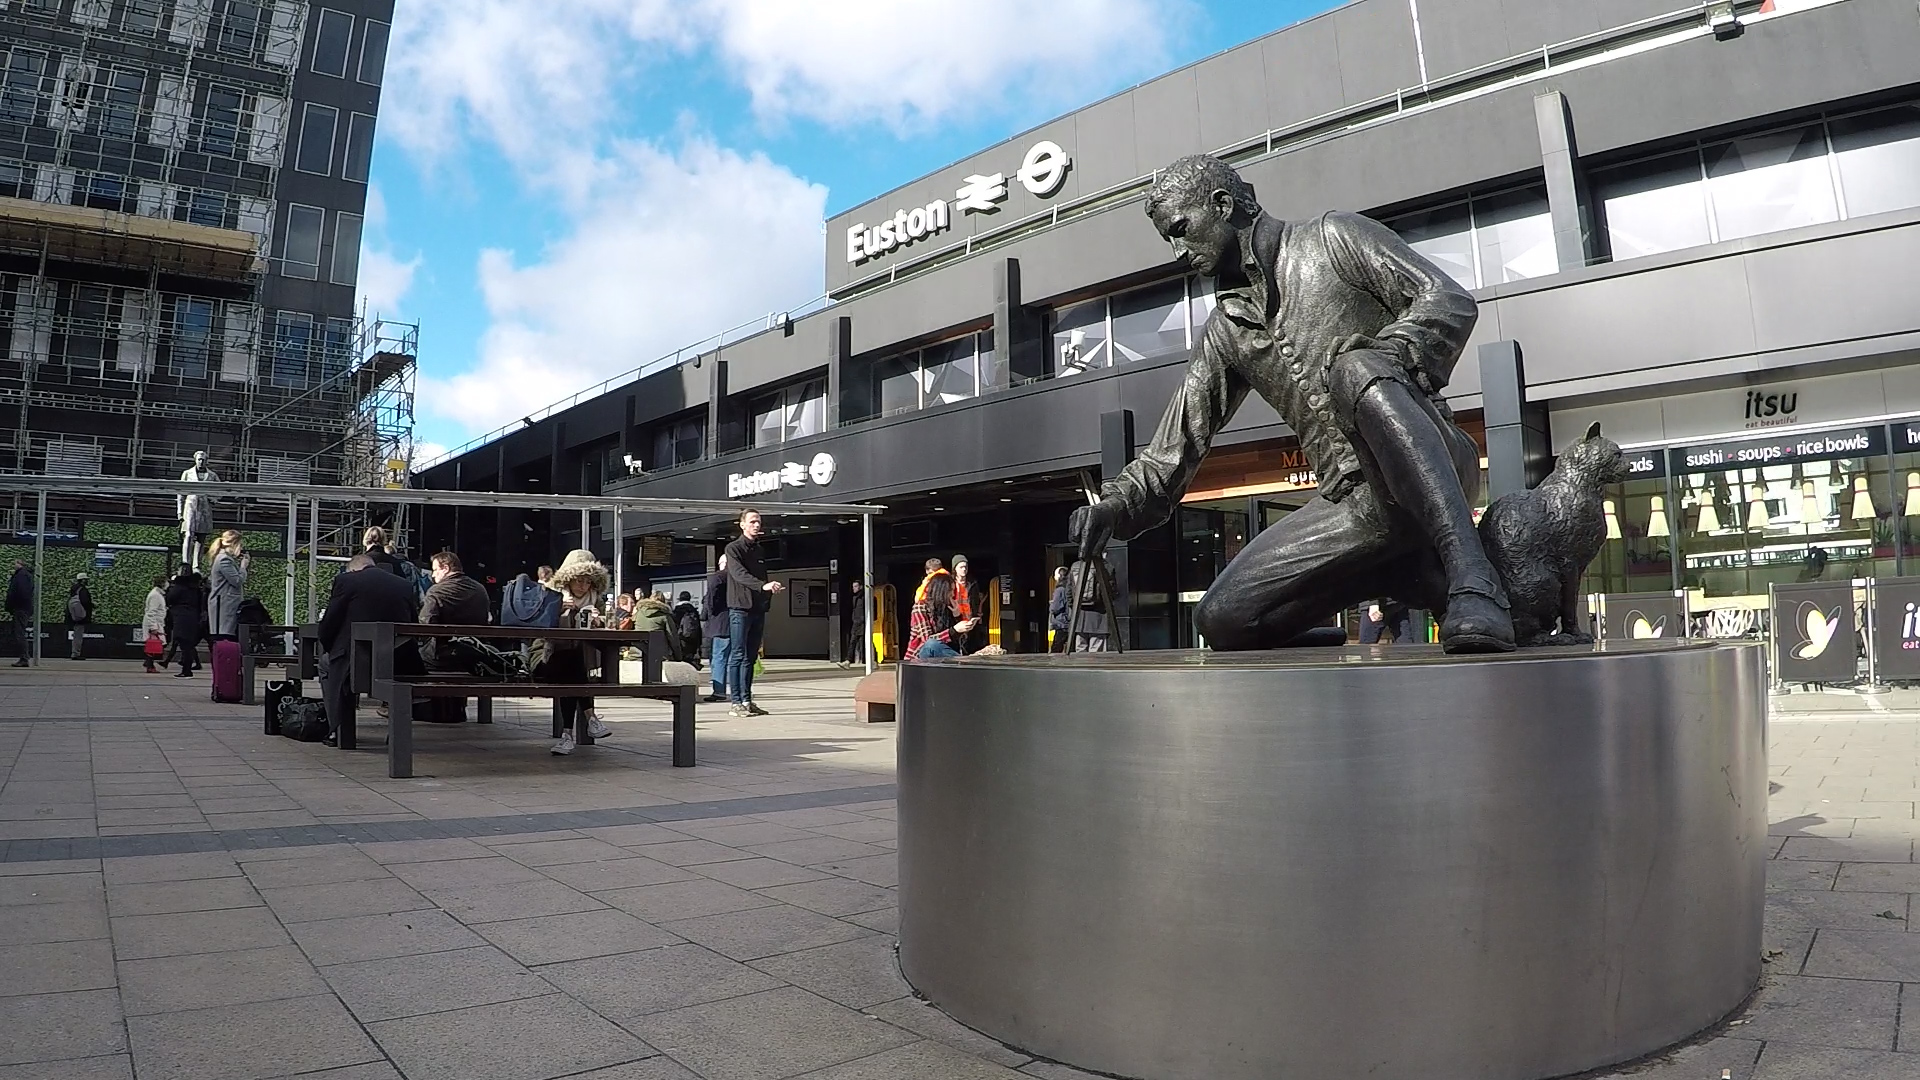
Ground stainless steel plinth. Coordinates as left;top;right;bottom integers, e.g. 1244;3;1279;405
898;641;1767;1080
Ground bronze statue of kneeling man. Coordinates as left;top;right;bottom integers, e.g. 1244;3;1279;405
1069;154;1514;653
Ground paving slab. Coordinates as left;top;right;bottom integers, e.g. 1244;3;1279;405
535;942;782;1018
369;993;655;1080
624;986;915;1080
117;944;329;1016
125;993;381;1080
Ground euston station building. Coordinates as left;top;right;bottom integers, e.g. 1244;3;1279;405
418;0;1920;657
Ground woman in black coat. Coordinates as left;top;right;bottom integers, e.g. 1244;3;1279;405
164;570;206;678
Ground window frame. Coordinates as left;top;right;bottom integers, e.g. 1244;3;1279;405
1;48;49;126
330;211;362;286
280;203;324;280
197;83;245;158
119;0;165;37
165;295;216;383
342;111;375;183
310;8;354;78
90;64;146;140
270;309;314;390
294;101;338;177
216;0;265;59
357;19;389;86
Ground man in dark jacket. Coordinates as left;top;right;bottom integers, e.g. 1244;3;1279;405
702;557;730;703
723;510;783;716
318;553;422;745
671;591;702;671
67;574;93;659
7;560;33;666
418;551;491;723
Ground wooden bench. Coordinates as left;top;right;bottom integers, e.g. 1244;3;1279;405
853;669;896;723
238;623;319;705
349;623;694;779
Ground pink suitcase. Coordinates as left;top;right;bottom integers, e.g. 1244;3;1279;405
210;639;243;703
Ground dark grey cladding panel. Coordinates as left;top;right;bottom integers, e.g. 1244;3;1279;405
629;363;709;429
1742;222;1920;356
840;253;999;358
1002;204;1179;307
1261;13;1347;131
715;315;831;392
1132;69;1205;174
1413;0;1515;82
1241;83;1541;219
1072;94;1142;195
1548;0;1920;158
1196;43;1271;154
1332;0;1421;106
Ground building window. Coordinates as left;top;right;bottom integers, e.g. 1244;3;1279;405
119;0;164;36
750;379;827;447
1705;124;1838;242
91;66;144;140
338;113;376;184
864;329;998;417
358;19;389;86
53;282;115;369
295;103;336;176
1;50;47;125
197;85;244;156
0;162;34;199
72;172;136;213
646;415;706;471
166;296;215;382
216;1;264;58
271;310;313;389
323;316;353;383
173;189;229;228
281;204;323;279
310;9;353;78
1383;185;1554;289
1045;277;1204;381
330;211;362;286
1051;298;1110;374
17;0;59;17
1828;104;1920;219
920;336;977;406
875;354;917;416
1109;279;1189;365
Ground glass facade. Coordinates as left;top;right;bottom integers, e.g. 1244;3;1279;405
1382;185;1554;290
1049;277;1208;380
1595;106;1920;263
751;378;827;447
647;415;705;472
861;330;996;418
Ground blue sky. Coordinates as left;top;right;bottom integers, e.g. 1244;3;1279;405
364;0;1337;460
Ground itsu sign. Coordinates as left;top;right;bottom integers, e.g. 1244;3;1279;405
846;140;1072;265
730;452;837;498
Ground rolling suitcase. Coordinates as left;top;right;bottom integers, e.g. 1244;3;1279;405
211;639;243;703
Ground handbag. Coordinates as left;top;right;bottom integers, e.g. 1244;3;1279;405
143;633;164;658
444;636;529;681
276;698;331;742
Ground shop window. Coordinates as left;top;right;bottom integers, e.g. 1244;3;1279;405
270;310;313;389
1704;124;1839;242
1110;279;1188;365
1051;297;1110;375
921;336;977;405
1830;104;1920;219
0;49;46;125
1577;470;1675;599
1594;150;1712;262
166;296;215;382
1677;453;1891;600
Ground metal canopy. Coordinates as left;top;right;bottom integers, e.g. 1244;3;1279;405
0;476;885;517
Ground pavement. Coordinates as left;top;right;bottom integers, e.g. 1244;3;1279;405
0;659;1915;1079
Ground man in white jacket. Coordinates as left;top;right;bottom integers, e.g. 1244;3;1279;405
142;576;167;673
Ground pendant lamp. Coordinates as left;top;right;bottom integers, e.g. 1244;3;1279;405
1695;490;1721;534
1798;480;1823;525
1647;495;1670;538
1906;473;1920;517
1603;498;1622;540
1747;485;1770;530
1851;475;1876;521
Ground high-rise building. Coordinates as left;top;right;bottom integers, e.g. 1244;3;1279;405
0;0;414;513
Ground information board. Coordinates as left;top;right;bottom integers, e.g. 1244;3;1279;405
1771;582;1858;684
1598;591;1687;641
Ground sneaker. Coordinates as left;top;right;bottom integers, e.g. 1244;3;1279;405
551;731;576;755
703;693;727;703
585;716;612;739
746;702;770;716
12;658;29;667
727;704;749;718
172;670;192;679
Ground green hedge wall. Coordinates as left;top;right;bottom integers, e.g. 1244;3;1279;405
82;521;282;555
1;549;340;625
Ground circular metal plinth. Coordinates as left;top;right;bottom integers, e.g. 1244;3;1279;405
898;641;1767;1080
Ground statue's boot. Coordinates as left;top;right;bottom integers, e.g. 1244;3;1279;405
1352;380;1515;655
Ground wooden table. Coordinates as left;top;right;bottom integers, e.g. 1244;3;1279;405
348;623;694;778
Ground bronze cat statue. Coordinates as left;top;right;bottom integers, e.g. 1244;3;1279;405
1477;423;1630;647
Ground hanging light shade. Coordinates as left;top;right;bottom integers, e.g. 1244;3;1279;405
1747;485;1771;530
1695;490;1721;534
1906;472;1920;517
1851;475;1876;521
1603;498;1622;540
1647;495;1670;538
1798;480;1823;525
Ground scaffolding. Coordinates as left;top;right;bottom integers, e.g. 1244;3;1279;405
0;2;419;549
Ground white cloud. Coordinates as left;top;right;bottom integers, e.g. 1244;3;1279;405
411;441;451;468
419;138;827;435
352;186;421;320
697;0;1181;130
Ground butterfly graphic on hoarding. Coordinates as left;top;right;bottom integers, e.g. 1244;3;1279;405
1625;609;1667;639
1790;602;1843;660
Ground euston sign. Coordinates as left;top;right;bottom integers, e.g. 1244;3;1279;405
846;140;1072;265
729;452;836;499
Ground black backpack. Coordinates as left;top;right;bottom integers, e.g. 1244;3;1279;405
444;636;530;681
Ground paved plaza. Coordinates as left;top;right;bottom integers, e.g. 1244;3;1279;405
0;663;1916;1080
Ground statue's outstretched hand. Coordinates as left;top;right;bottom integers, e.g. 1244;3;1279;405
1069;499;1125;562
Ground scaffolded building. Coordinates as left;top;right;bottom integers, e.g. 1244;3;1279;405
0;0;411;548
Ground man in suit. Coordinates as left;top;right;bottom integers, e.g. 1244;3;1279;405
317;553;422;746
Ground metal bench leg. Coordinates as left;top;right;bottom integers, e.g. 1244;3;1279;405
242;656;257;705
552;701;563;739
576;699;594;746
477;698;492;724
673;686;696;768
388;694;413;779
339;695;357;751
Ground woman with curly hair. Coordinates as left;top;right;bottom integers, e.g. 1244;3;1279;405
534;549;613;755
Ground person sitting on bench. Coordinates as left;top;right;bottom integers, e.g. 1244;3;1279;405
535;549;613;756
318;553;422;747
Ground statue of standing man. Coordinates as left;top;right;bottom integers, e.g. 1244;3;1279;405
179;450;218;571
1069;155;1514;654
